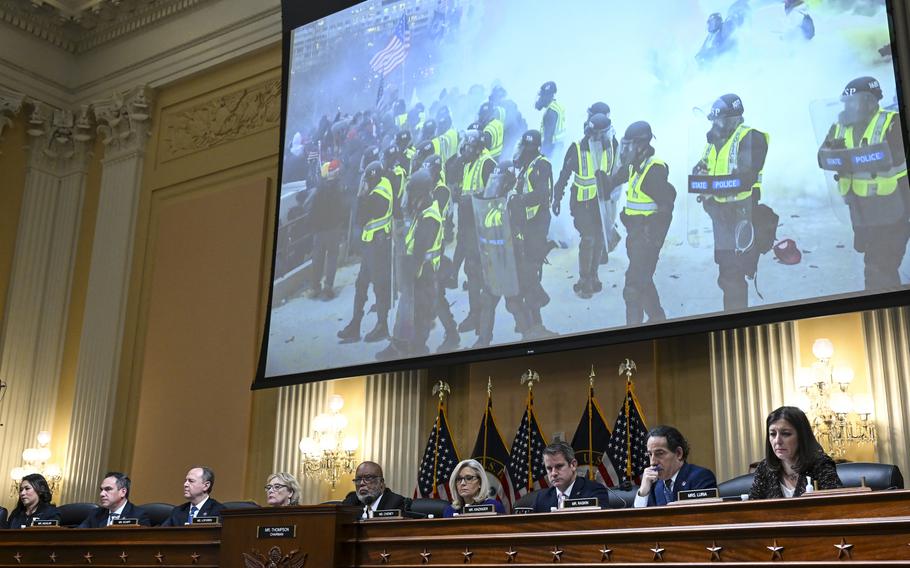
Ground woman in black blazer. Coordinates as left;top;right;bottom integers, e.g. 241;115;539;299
6;473;61;528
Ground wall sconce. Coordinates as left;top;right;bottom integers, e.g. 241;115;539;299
10;431;63;498
298;394;358;488
795;338;876;458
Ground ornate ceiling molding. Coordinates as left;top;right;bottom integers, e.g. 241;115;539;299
0;0;215;54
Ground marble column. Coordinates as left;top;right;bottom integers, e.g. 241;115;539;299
0;100;92;497
62;88;152;503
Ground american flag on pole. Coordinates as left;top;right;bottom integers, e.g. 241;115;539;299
605;380;650;486
506;391;549;499
470;391;515;512
370;15;411;77
571;383;620;487
416;399;459;500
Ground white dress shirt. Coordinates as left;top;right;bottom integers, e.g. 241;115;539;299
634;470;681;508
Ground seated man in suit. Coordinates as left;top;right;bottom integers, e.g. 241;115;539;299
78;472;151;527
161;466;224;526
533;441;611;513
634;425;717;507
341;461;410;519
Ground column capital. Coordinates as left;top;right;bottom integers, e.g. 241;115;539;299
25;102;95;173
0;86;26;143
93;86;153;158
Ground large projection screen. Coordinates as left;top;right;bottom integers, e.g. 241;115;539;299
257;0;910;387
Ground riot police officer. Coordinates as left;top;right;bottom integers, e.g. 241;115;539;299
818;76;909;289
616;122;676;324
535;81;565;160
694;93;769;310
338;161;393;343
512;130;555;338
553;113;618;298
478;102;505;160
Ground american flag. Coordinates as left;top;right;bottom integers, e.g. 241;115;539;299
604;381;650;486
507;392;549;499
470;393;515;512
571;385;620;487
416;400;460;500
370;15;411;77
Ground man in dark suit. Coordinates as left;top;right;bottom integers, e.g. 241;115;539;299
634;425;718;507
78;472;151;527
532;442;612;513
341;461;410;518
160;466;224;526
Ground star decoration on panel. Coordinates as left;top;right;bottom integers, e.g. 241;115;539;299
118;551;128;563
83;552;94;564
154;551;165;564
599;545;613;562
767;540;784;561
650;543;665;561
834;538;854;560
419;548;431;564
550;546;564;562
379;550;391;564
504;546;518;563
49;552;57;564
13;552;22;565
190;552;201;564
706;541;723;562
462;548;473;563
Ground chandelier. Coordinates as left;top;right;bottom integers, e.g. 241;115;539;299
298;394;358;488
10;431;63;498
795;338;876;458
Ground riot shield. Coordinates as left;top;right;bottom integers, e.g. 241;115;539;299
391;242;416;344
472;194;520;297
685;102;719;251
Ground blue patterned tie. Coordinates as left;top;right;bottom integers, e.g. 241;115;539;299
188;504;198;524
664;479;675;503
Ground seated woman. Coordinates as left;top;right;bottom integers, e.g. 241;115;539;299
7;473;61;528
443;459;506;518
749;406;842;499
264;472;302;507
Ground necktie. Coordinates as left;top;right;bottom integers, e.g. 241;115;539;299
557;492;566;509
188;505;198;524
664;479;675;503
107;513;119;526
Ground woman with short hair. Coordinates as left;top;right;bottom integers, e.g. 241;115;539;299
264;472;302;507
443;459;505;517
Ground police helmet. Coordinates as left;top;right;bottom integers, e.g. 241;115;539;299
416;140;436;163
539;81;557;96
435;105;451;122
708;93;744;120
422;153;442;174
842;76;883;101
519;129;542;151
395;130;412;147
393;99;406;114
360;145;381;170
421;119;437;139
707;12;723;33
587;101;611;118
406;169;433;212
585;113;611;135
490;85;507;103
460;129;483;157
622;121;654;143
382;143;401;168
478;102;494;122
363;161;384;187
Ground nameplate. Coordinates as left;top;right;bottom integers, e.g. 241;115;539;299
678;488;719;501
191;516;219;525
564;497;599;509
112;518;139;526
31;519;59;527
371;509;402;519
463;503;496;515
513;507;534;515
257;525;297;538
801;486;873;497
687;174;744;195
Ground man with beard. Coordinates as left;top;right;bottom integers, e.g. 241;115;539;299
553;113;618;298
693;94;768;310
341;462;410;519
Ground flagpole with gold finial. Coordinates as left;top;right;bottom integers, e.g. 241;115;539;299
587;365;596;480
430;380;451;498
520;369;540;492
482;377;492;470
618;359;637;482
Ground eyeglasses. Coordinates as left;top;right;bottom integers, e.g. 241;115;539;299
455;475;479;484
353;475;381;485
264;484;288;492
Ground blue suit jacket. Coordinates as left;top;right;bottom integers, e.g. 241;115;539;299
77;502;151;528
646;462;717;506
160;497;224;527
532;476;612;513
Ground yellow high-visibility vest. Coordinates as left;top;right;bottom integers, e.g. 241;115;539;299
833;110;907;197
701;124;769;203
624;157;666;217
361;177;393;242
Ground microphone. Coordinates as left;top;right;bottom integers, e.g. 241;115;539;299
488;487;497;498
605;484;628;508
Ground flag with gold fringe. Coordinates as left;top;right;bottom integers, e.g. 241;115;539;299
416;397;460;500
571;381;620;487
506;389;548;499
605;379;649;486
470;385;515;511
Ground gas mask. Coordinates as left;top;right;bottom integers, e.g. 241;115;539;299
838;93;877;129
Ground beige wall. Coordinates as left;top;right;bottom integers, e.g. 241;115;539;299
0;113;28;326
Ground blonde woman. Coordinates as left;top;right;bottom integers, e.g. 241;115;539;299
443;459;505;518
264;472;302;507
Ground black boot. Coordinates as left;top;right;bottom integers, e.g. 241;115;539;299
437;332;460;353
363;316;390;343
337;313;362;343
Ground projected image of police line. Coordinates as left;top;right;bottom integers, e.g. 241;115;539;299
263;0;907;380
